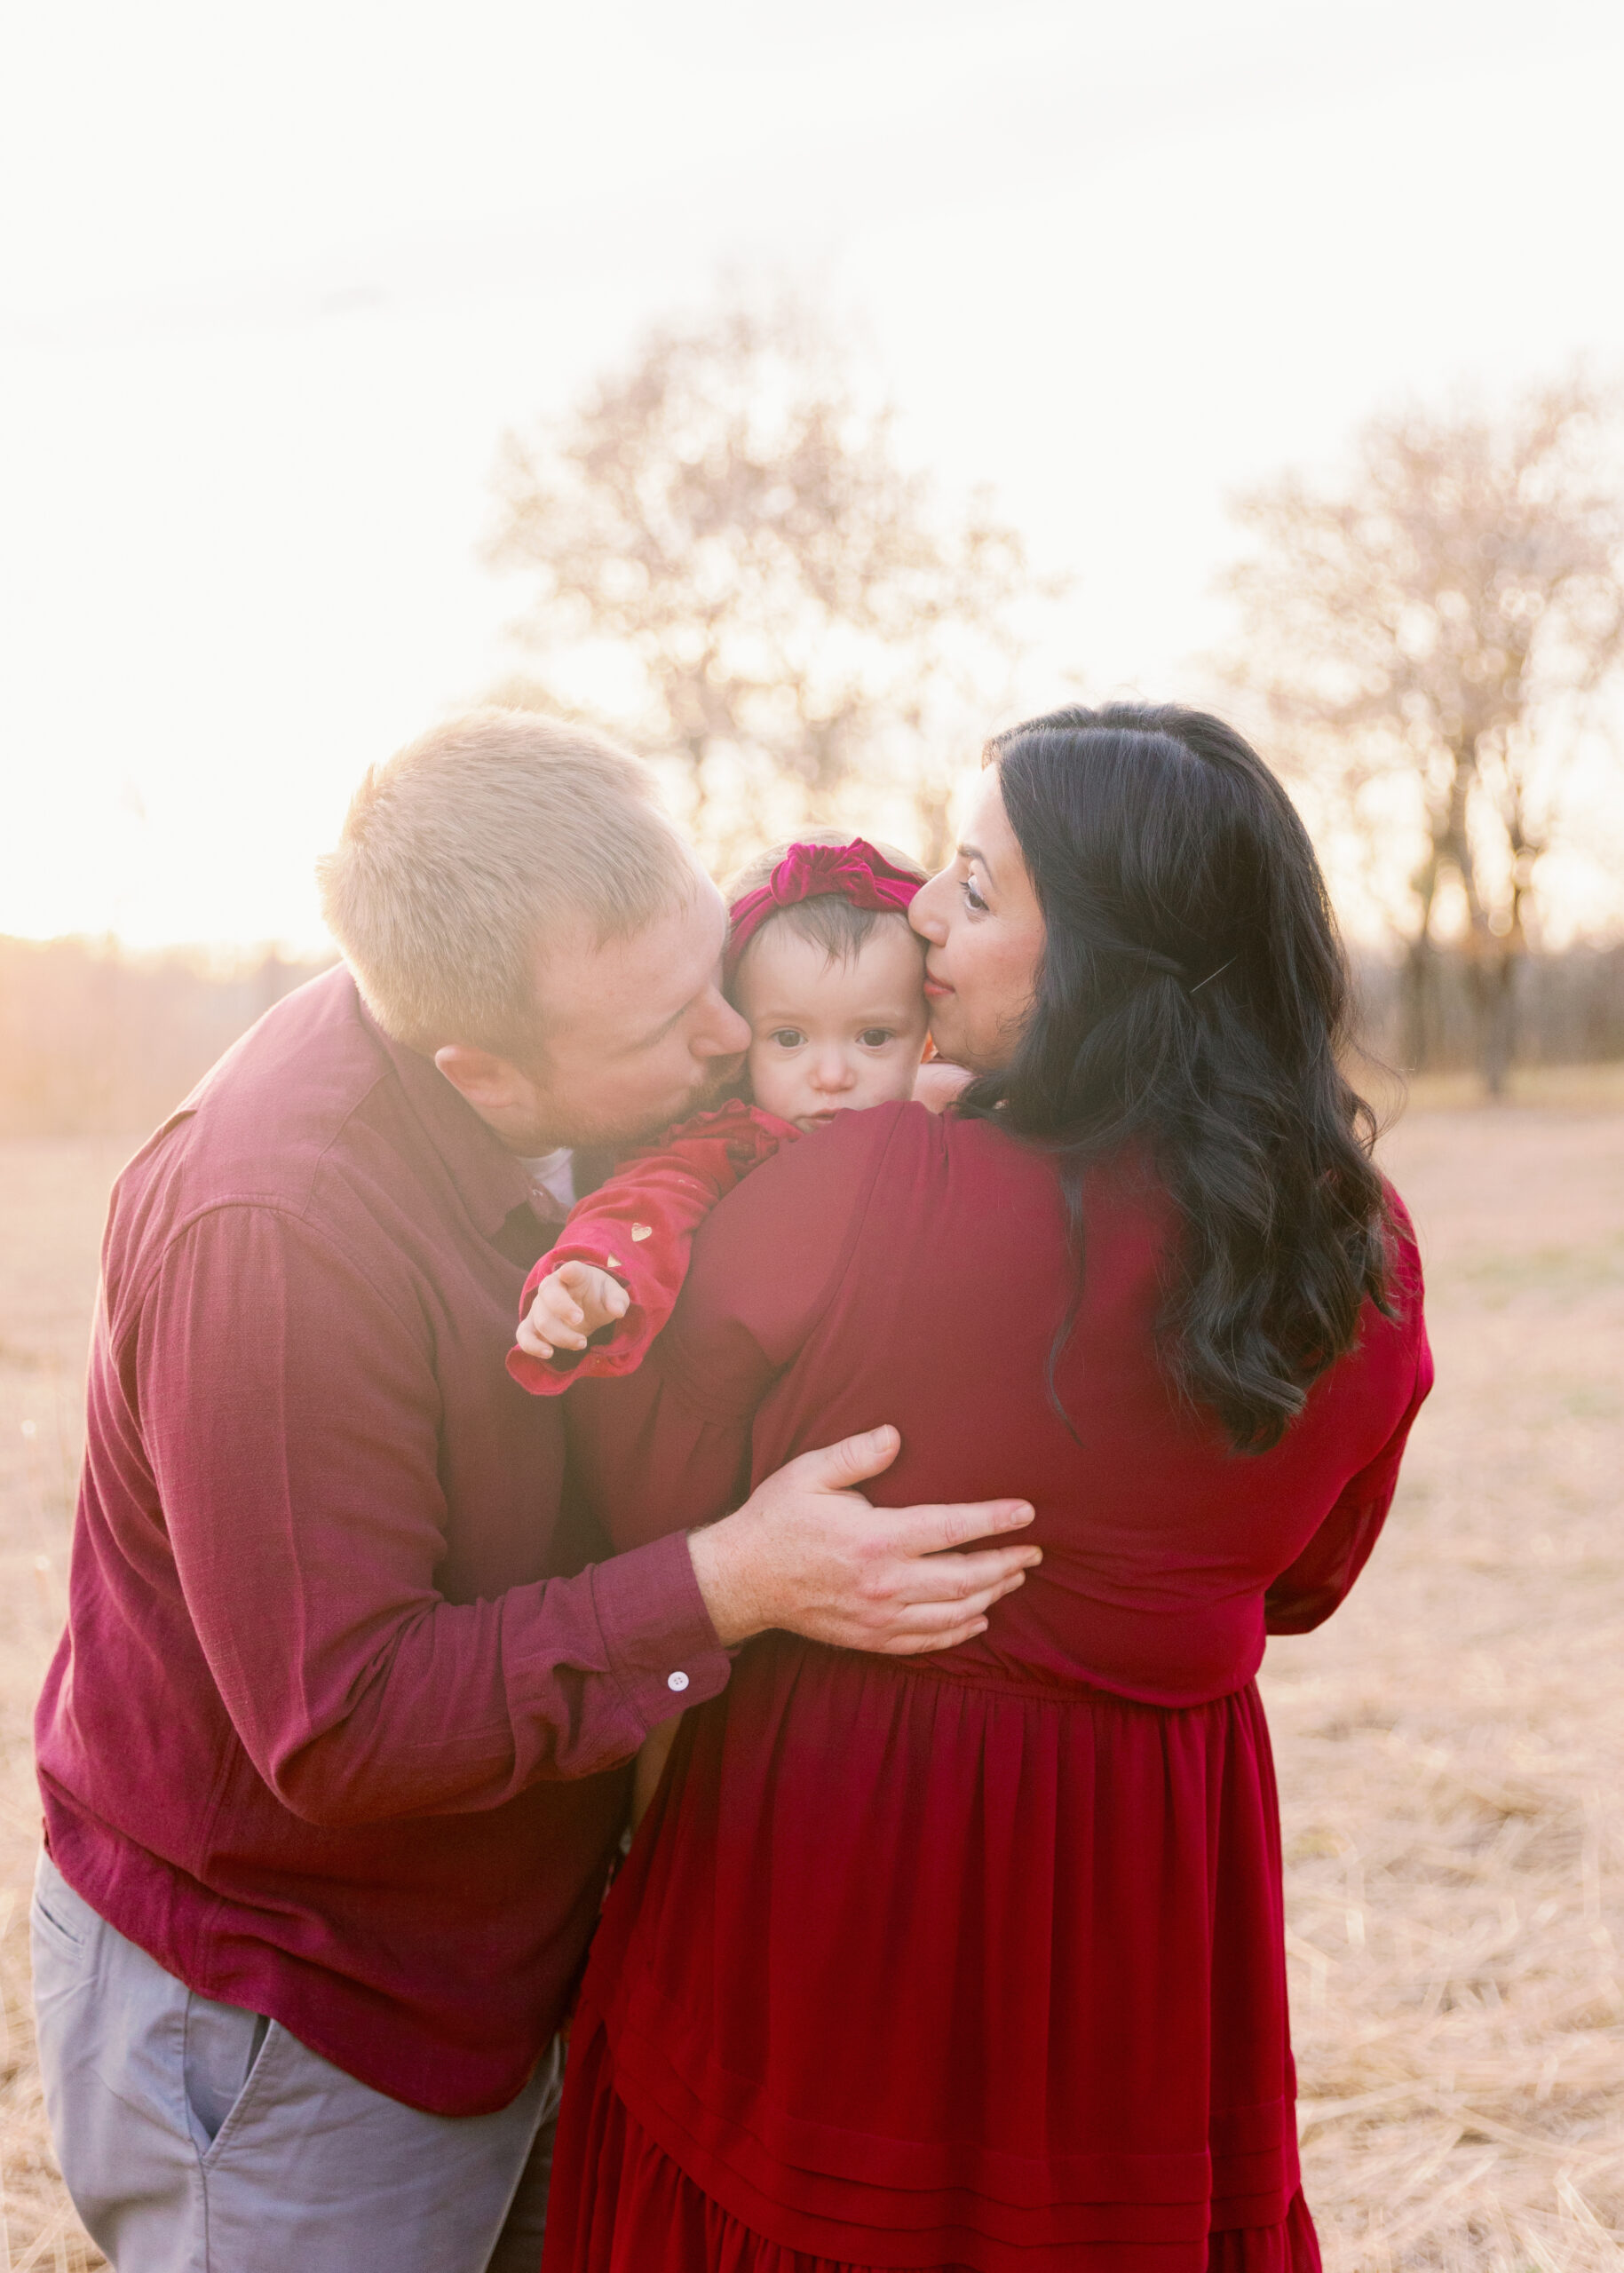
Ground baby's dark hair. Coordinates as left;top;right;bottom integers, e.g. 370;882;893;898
724;831;928;979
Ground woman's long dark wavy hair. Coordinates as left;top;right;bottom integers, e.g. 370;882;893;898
959;703;1391;1454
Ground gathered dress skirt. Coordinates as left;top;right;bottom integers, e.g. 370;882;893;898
541;1635;1321;2273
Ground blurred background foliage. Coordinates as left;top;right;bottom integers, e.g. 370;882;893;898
484;295;1051;874
2;300;1621;1131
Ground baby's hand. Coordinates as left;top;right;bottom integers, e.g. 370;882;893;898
515;1261;630;1361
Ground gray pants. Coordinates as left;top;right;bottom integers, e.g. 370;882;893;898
30;1850;562;2273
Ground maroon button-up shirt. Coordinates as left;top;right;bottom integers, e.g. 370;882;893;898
34;966;730;2115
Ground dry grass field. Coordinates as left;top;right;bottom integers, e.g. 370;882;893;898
0;1086;1620;2271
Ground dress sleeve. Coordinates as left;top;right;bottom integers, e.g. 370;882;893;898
1264;1224;1434;1634
506;1103;796;1397
566;1103;906;1553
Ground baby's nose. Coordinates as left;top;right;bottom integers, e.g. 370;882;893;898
811;1050;855;1090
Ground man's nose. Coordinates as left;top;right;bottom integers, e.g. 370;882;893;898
693;996;752;1058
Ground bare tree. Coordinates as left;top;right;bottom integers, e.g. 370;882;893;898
1223;373;1624;1091
486;297;1045;872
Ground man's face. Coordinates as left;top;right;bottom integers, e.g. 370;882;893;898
512;880;750;1152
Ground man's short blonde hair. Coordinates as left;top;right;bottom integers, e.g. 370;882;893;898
318;709;695;1058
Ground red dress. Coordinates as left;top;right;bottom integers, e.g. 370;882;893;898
547;1103;1433;2272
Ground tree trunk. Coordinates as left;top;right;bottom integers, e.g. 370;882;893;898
1399;929;1438;1071
1477;943;1521;1097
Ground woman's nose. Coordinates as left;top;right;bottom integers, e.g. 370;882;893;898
909;875;948;943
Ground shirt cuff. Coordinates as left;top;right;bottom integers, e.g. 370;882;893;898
588;1530;731;1735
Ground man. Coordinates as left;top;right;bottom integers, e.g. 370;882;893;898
32;711;1038;2273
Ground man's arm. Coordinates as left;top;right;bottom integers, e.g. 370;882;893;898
139;1205;731;1825
141;1205;1034;1831
567;1103;1042;1651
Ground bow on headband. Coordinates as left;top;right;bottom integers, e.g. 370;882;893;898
725;838;923;984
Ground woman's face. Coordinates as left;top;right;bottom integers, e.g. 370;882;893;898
909;767;1047;1073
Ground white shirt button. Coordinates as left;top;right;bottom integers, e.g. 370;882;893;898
667;1670;690;1693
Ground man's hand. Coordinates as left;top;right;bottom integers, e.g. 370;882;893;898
515;1261;630;1360
686;1425;1040;1654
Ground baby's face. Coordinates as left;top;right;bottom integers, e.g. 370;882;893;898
735;918;931;1133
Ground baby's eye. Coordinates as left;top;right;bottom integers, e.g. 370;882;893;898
769;1028;806;1049
857;1027;895;1049
962;875;990;915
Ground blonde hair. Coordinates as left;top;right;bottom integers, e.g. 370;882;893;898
318;709;695;1057
724;830;927;980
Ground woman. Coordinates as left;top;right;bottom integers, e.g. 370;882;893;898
545;705;1433;2272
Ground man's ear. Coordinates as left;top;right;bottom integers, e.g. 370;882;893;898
433;1043;527;1113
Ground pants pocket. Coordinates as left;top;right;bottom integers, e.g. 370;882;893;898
30;1850;95;1952
186;1995;273;2155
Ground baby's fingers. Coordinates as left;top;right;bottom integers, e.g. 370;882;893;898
536;1281;585;1327
514;1316;556;1361
527;1284;589;1350
557;1261;630;1329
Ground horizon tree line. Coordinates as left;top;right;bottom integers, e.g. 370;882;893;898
481;302;1624;1091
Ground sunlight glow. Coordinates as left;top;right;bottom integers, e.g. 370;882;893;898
4;0;1623;949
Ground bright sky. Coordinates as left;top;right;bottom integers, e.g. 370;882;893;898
4;0;1623;951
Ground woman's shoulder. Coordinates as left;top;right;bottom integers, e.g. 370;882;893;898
788;1098;1058;1192
711;1099;937;1225
695;1101;1042;1263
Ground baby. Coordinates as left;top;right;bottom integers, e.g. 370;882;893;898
507;834;931;1387
507;836;931;1826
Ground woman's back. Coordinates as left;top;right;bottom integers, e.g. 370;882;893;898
558;1101;1430;2273
587;1100;1427;1699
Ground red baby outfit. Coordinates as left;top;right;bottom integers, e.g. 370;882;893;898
506;1100;799;1398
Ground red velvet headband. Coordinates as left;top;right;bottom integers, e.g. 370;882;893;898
725;838;923;985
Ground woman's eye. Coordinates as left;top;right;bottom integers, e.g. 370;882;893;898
857;1028;894;1049
962;876;990;914
770;1028;806;1049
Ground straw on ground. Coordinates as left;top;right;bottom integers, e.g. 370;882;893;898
1;1085;1620;2269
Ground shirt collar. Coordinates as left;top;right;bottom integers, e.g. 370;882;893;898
353;986;536;1240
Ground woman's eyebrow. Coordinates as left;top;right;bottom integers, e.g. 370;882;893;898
960;840;998;888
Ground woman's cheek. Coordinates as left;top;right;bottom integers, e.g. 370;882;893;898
928;999;970;1065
